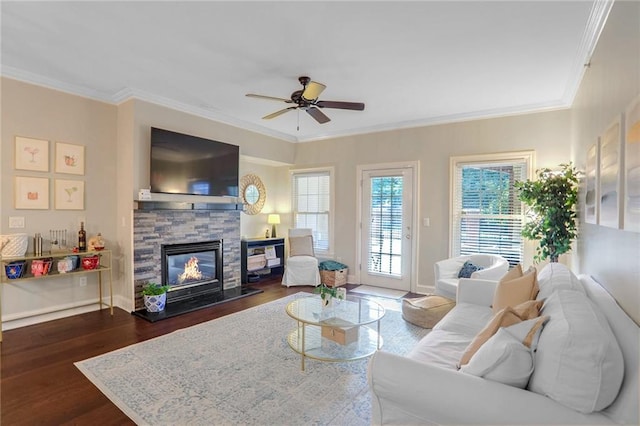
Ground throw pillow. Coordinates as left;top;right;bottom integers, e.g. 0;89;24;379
536;262;585;300
492;266;539;314
458;261;484;278
460;327;534;389
501;264;524;281
289;235;314;257
528;290;624;413
512;299;544;320
503;315;549;350
459;306;523;366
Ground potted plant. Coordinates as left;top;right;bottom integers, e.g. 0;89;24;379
515;163;581;263
142;282;170;312
313;283;337;308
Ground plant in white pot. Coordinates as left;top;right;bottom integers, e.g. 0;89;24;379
314;283;337;308
142;282;170;312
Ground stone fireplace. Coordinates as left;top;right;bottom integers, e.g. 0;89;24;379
132;206;258;318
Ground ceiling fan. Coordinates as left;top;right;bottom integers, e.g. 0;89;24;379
246;76;365;124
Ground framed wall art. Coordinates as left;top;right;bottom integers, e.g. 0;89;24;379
624;93;640;232
598;114;623;229
584;139;599;224
15;136;49;172
54;179;85;210
55;142;85;175
14;176;49;209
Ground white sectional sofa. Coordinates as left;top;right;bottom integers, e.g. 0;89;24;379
368;263;639;425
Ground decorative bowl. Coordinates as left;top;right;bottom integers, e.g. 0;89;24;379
68;255;80;270
5;261;26;279
81;255;100;270
31;258;52;276
57;258;74;273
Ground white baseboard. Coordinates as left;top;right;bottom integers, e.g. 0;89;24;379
1;296;130;332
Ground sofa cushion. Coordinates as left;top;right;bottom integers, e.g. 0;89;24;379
458;261;484;278
460;327;534;388
492;266;539;313
536;262;584;300
528;289;624;413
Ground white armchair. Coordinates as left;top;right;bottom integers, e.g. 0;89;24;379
434;254;509;300
281;228;321;287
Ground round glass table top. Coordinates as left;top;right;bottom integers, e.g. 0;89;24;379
286;294;385;327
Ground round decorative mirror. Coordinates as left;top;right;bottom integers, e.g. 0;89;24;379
239;173;266;215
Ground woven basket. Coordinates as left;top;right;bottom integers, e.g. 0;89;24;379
1;233;29;258
320;268;348;287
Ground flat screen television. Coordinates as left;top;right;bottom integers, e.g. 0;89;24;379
150;127;239;197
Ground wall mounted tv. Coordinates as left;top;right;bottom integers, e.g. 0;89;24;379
150;127;239;197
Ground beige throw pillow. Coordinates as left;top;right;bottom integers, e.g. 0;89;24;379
459;306;523;366
492;266;539;314
459;299;543;367
512;299;544;320
289;235;314;257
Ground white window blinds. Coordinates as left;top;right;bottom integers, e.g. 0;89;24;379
451;155;531;266
291;170;331;253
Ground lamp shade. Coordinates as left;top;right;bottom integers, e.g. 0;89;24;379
267;214;281;225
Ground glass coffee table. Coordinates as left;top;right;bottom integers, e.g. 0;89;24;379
285;295;385;370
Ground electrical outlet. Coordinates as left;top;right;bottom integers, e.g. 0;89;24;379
79;276;87;287
9;216;25;228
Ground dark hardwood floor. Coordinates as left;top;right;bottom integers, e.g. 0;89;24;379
2;278;398;425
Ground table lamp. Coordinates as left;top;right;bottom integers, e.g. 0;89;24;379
267;214;280;238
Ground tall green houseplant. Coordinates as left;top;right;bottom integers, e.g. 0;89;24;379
515;163;580;263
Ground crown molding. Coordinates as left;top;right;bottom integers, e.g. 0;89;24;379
560;0;614;105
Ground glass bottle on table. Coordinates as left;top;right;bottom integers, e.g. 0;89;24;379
78;222;87;252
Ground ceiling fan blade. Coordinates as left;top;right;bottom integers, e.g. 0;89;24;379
302;81;326;101
316;100;365;111
246;93;292;103
262;106;297;120
306;107;331;124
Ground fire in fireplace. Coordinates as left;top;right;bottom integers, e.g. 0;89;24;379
161;240;222;304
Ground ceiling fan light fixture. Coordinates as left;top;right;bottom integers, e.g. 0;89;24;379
302;81;326;101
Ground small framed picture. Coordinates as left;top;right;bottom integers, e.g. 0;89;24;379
54;179;85;210
15;136;49;172
55;142;85;175
15;176;49;209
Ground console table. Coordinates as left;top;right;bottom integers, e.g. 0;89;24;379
0;249;113;342
241;238;284;283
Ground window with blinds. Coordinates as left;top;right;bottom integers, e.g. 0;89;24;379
291;169;332;254
451;153;533;266
368;176;403;276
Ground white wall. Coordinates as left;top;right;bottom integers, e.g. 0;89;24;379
571;0;640;323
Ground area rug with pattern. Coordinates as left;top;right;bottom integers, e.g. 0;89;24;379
75;293;429;425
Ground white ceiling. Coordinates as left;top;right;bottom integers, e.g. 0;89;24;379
1;1;612;143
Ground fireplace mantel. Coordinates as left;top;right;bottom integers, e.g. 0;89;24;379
134;201;244;211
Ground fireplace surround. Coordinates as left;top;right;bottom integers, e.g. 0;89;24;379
132;208;261;321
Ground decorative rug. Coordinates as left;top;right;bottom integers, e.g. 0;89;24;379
350;285;408;299
75;293;429;425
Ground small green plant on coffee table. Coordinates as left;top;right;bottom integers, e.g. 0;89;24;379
313;283;337;301
142;282;170;296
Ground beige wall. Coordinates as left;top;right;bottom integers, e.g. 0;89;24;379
295;110;572;293
1;78;119;326
571;1;640;323
2;1;638;328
